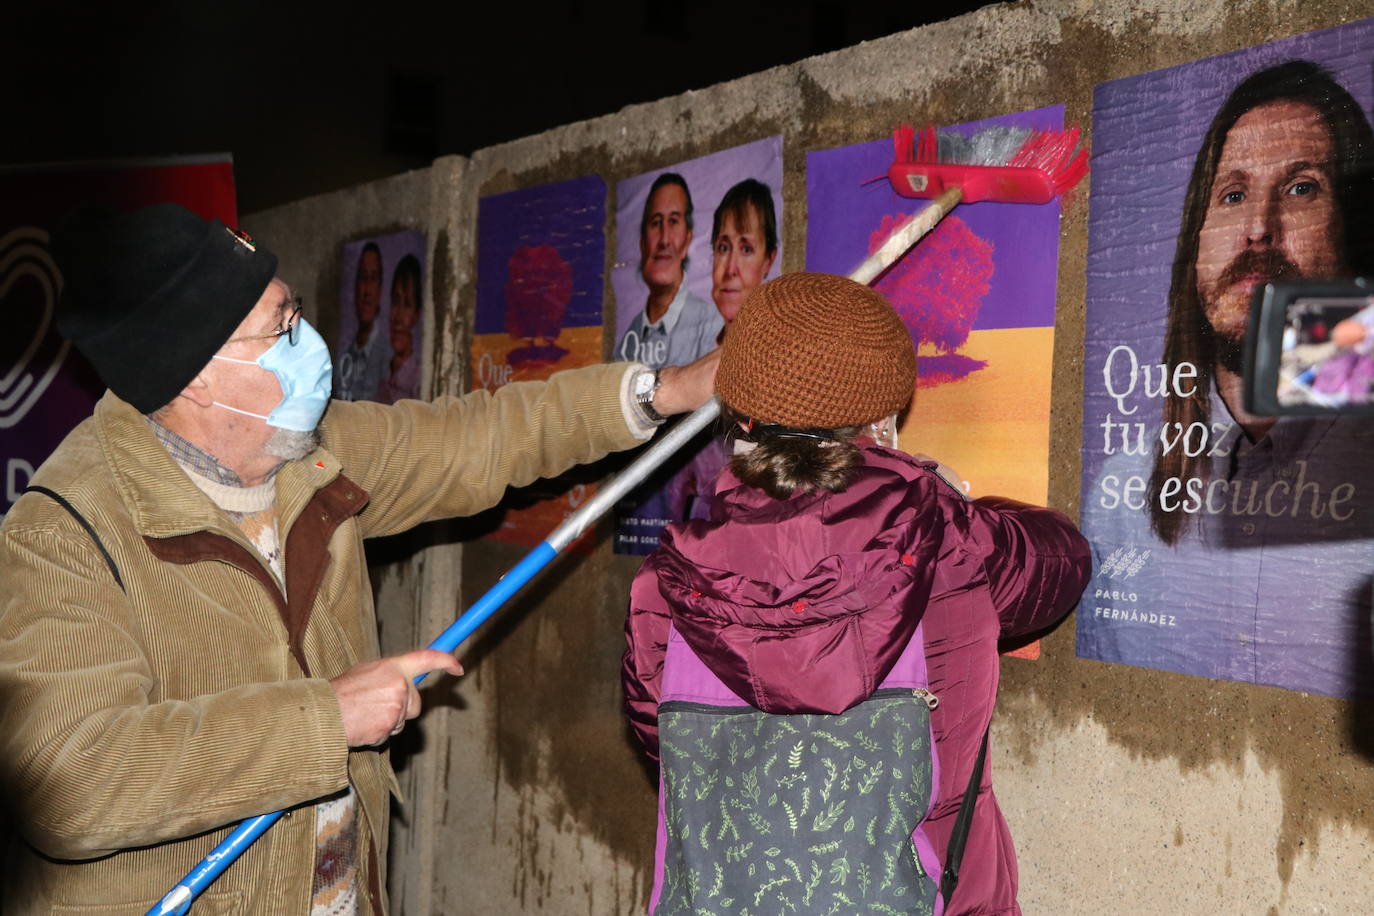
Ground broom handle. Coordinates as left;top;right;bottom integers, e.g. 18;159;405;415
420;397;721;659
849;187;962;285
147;206;939;916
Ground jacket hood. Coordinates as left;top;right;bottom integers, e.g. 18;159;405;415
653;446;947;714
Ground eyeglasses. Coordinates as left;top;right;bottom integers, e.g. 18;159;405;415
226;296;304;347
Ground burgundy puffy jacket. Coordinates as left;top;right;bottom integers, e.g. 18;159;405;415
624;444;1090;915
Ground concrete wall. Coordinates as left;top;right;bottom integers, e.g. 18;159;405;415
248;1;1374;912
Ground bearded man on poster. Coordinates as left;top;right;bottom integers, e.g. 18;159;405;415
1084;59;1374;698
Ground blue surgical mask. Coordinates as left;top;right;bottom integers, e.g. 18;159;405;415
212;318;333;431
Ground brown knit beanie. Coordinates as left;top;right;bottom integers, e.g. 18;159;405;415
715;272;916;428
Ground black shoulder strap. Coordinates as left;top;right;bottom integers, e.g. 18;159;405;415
22;486;127;594
940;725;990;906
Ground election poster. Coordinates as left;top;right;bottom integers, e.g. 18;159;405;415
611;136;784;554
471;174;606;548
1076;18;1374;698
335;229;427;404
806;107;1070;658
806;108;1068;506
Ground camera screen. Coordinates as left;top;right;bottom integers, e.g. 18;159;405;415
1277;296;1374;408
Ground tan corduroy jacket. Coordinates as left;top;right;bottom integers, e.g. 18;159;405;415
0;363;644;915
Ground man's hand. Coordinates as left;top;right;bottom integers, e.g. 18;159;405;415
329;649;463;748
653;347;721;416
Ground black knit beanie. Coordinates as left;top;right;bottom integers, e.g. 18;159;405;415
715;272;916;428
52;202;278;413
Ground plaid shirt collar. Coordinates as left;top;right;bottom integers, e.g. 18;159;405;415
146;417;281;487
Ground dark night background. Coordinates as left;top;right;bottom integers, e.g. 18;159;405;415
6;1;990;214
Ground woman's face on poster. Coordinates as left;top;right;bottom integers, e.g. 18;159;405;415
711;204;776;322
389;273;419;355
1194;99;1344;343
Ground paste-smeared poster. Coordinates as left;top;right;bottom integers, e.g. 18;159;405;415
806;107;1069;506
472;175;606;547
1077;19;1374;698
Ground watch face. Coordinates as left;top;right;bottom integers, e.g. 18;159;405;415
634;372;655;396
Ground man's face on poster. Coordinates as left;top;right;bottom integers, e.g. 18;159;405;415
355;248;383;326
640;183;693;290
1195;99;1344;344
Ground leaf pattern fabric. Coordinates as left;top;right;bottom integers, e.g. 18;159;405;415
656;690;935;916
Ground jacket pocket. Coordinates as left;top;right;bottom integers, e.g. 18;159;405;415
53;889;243;916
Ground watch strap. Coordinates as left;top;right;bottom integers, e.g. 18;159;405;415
634;368;665;424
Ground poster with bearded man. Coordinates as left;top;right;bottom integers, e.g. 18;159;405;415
1077;18;1374;699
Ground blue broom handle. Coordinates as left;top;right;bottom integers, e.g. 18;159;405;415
147;813;282;915
424;397;720;658
147;397;721;916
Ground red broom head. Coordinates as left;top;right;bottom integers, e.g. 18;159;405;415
1006;126;1090;196
889;122;1089;203
892;125;941;164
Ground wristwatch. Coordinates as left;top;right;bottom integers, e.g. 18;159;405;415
631;367;665;425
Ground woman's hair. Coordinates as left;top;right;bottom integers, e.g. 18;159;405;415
722;405;863;499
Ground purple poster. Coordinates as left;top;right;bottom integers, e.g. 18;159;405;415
611;136;784;555
472;174;606;548
1076;19;1374;698
806;107;1067;509
335;230;426;404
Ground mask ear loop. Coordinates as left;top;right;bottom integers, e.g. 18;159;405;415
730;416;755;441
867;415;898;449
726;416;758;455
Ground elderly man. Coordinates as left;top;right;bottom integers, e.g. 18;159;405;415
614;173;722;370
0;203;713;913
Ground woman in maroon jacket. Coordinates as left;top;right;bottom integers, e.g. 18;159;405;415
623;273;1090;915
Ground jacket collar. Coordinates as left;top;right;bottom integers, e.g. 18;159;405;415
93;391;348;541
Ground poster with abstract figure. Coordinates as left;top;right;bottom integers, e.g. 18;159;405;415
807;107;1071;658
807;106;1069;508
472;175;607;548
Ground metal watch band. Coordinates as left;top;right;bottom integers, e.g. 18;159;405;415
634;368;665;424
